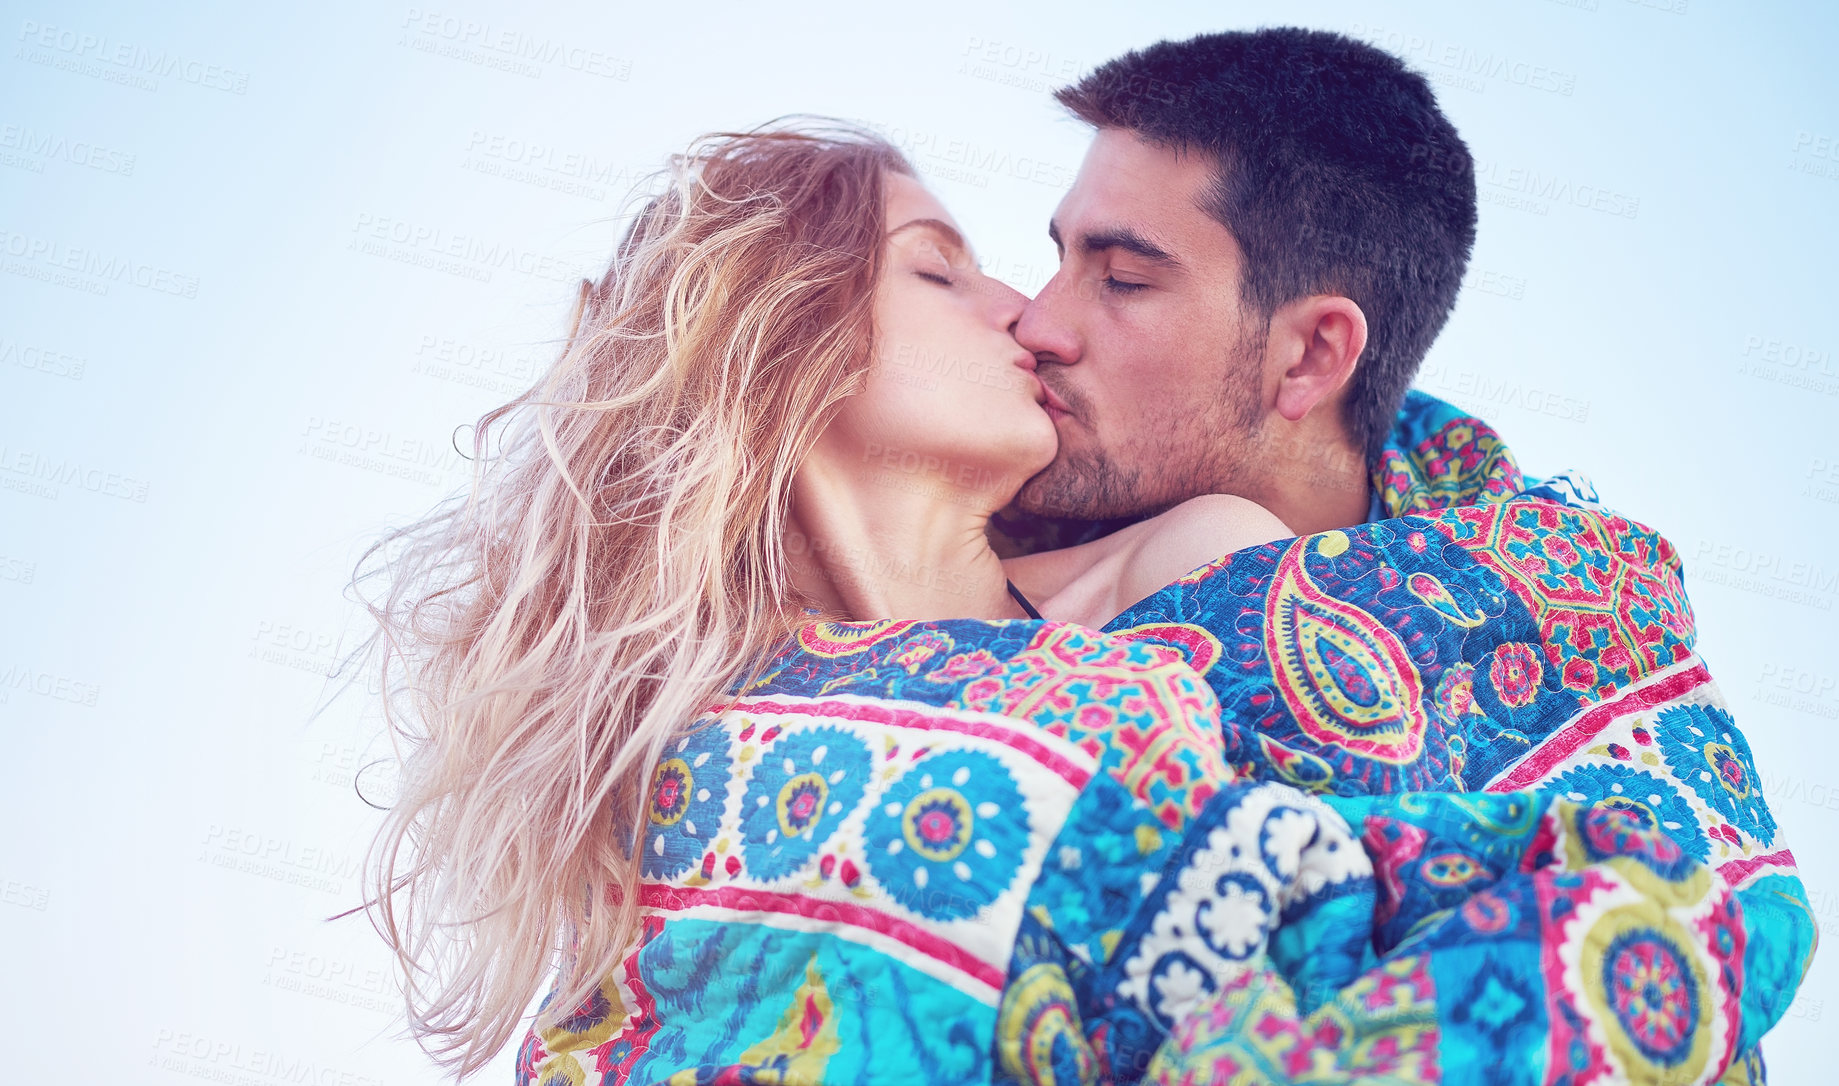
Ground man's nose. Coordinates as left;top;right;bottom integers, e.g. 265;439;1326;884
1014;271;1080;365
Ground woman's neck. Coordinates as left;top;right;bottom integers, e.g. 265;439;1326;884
784;456;1024;622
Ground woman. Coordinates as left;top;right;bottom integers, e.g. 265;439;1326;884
346;118;1370;1084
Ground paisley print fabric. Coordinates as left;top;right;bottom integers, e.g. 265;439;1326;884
1107;391;1813;1084
514;391;1813;1085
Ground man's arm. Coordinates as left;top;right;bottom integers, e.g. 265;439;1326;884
1095;496;1817;1082
1476;660;1817;1073
1145;781;1815;1085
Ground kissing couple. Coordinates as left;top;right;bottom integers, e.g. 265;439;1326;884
348;27;1813;1086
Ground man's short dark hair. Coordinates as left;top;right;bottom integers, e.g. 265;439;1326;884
1056;27;1478;465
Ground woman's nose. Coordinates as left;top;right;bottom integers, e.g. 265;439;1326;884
1014;273;1077;364
983;275;1028;328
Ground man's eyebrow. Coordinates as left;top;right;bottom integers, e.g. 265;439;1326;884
887;217;971;257
1047;218;1180;268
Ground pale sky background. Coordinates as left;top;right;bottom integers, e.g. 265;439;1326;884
3;0;1836;1082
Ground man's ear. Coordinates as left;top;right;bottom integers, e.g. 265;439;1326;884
1268;295;1367;423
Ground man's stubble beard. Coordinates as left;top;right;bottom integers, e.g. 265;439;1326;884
1016;339;1268;521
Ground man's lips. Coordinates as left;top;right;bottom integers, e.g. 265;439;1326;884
1039;384;1074;422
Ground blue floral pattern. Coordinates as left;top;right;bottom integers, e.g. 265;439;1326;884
865;749;1028;921
1652;704;1777;846
1548;763;1709;863
641;723;733;879
738;726;872;881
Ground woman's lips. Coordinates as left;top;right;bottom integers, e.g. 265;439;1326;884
1012;355;1072;422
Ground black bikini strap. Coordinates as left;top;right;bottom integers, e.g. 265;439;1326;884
1006;578;1044;620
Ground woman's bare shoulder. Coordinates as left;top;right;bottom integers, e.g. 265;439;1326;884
1119;495;1294;597
1145;494;1293;543
999;516;1149;581
1001;496;1293;627
1000;515;1163;625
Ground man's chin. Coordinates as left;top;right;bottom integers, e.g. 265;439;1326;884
1012;465;1136;522
993;478;1150;555
1010;470;1088;520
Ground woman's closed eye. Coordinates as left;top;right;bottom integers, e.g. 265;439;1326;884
910;241;964;287
887;217;979;292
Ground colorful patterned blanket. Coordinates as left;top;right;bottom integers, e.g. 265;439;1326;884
513;391;1814;1085
1112;391;1815;1084
514;621;1384;1084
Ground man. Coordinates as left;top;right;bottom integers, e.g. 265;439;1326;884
997;28;1814;1084
1009;29;1464;539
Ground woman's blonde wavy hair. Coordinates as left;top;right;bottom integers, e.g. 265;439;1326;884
338;117;915;1080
